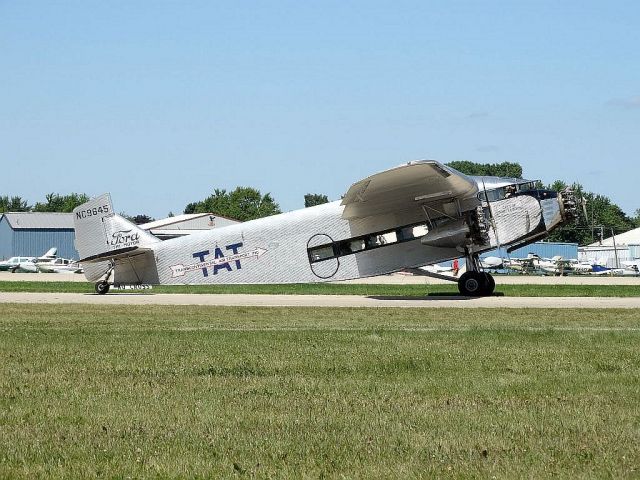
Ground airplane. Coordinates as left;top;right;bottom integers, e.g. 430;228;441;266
1;248;69;273
16;247;60;272
13;248;82;273
35;257;83;274
621;260;640;275
72;160;578;296
0;256;36;272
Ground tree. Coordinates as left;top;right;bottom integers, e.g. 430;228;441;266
446;161;523;178
544;182;635;245
0;195;30;212
130;214;155;225
632;209;640;228
304;193;329;208
185;187;281;221
33;193;89;213
183;202;198;215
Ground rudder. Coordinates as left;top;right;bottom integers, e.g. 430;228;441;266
73;193;160;263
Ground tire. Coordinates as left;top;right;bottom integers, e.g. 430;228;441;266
483;273;495;295
458;271;488;296
95;281;110;295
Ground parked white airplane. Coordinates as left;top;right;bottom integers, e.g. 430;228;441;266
73;161;577;295
10;248;61;273
620;260;640;275
0;256;35;272
36;258;83;274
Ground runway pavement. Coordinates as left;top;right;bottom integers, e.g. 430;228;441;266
2;292;640;308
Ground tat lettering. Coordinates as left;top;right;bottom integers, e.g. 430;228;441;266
170;242;267;278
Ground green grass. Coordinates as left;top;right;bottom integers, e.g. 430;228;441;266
1;280;639;297
1;304;639;478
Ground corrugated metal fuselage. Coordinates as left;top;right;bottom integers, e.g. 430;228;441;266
109;189;565;285
112;201;460;285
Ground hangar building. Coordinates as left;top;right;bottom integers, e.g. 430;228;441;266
481;241;579;262
0;212;240;261
579;227;640;267
0;213;79;260
140;213;239;240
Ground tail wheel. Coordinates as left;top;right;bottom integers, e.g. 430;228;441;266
95;281;110;295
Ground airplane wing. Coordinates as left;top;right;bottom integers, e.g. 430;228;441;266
341;160;478;219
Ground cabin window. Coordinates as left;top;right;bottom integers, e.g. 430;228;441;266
398;224;428;241
339;239;366;255
310;245;335;262
308;221;429;263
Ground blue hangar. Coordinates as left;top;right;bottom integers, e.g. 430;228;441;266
0;213;79;260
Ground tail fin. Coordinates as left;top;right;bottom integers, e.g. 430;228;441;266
73;193;160;263
41;247;57;259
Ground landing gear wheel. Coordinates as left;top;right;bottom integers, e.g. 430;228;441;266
458;271;487;296
483;273;495;296
95;281;110;295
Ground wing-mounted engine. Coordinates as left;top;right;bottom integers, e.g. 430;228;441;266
419;206;490;249
468;206;491;246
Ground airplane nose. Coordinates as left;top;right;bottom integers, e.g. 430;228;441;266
558;188;578;223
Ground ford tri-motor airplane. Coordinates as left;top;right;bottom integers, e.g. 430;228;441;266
73;161;577;296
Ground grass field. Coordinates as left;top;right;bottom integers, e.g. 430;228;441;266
1;304;639;478
1;280;640;297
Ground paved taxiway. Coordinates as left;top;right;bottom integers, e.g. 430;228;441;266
2;271;639;308
2;292;640;308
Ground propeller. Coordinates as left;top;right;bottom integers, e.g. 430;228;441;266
580;196;588;221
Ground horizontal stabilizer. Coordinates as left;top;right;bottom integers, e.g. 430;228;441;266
80;246;154;264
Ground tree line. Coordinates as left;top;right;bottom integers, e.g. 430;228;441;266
3;162;638;244
0;193;89;213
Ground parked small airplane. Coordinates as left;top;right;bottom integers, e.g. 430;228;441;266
621;260;640;275
0;256;36;272
3;248;59;272
73;160;577;295
17;247;60;272
14;248;81;273
36;257;83;274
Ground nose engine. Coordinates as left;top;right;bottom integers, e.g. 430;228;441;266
558;188;579;222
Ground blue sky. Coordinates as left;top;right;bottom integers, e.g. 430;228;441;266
2;1;639;218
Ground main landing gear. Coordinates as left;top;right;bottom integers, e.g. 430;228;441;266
457;251;495;296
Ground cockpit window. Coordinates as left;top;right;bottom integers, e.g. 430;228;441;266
478;181;538;202
478;188;507;202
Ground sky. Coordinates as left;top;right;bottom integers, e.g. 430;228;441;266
1;1;639;219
